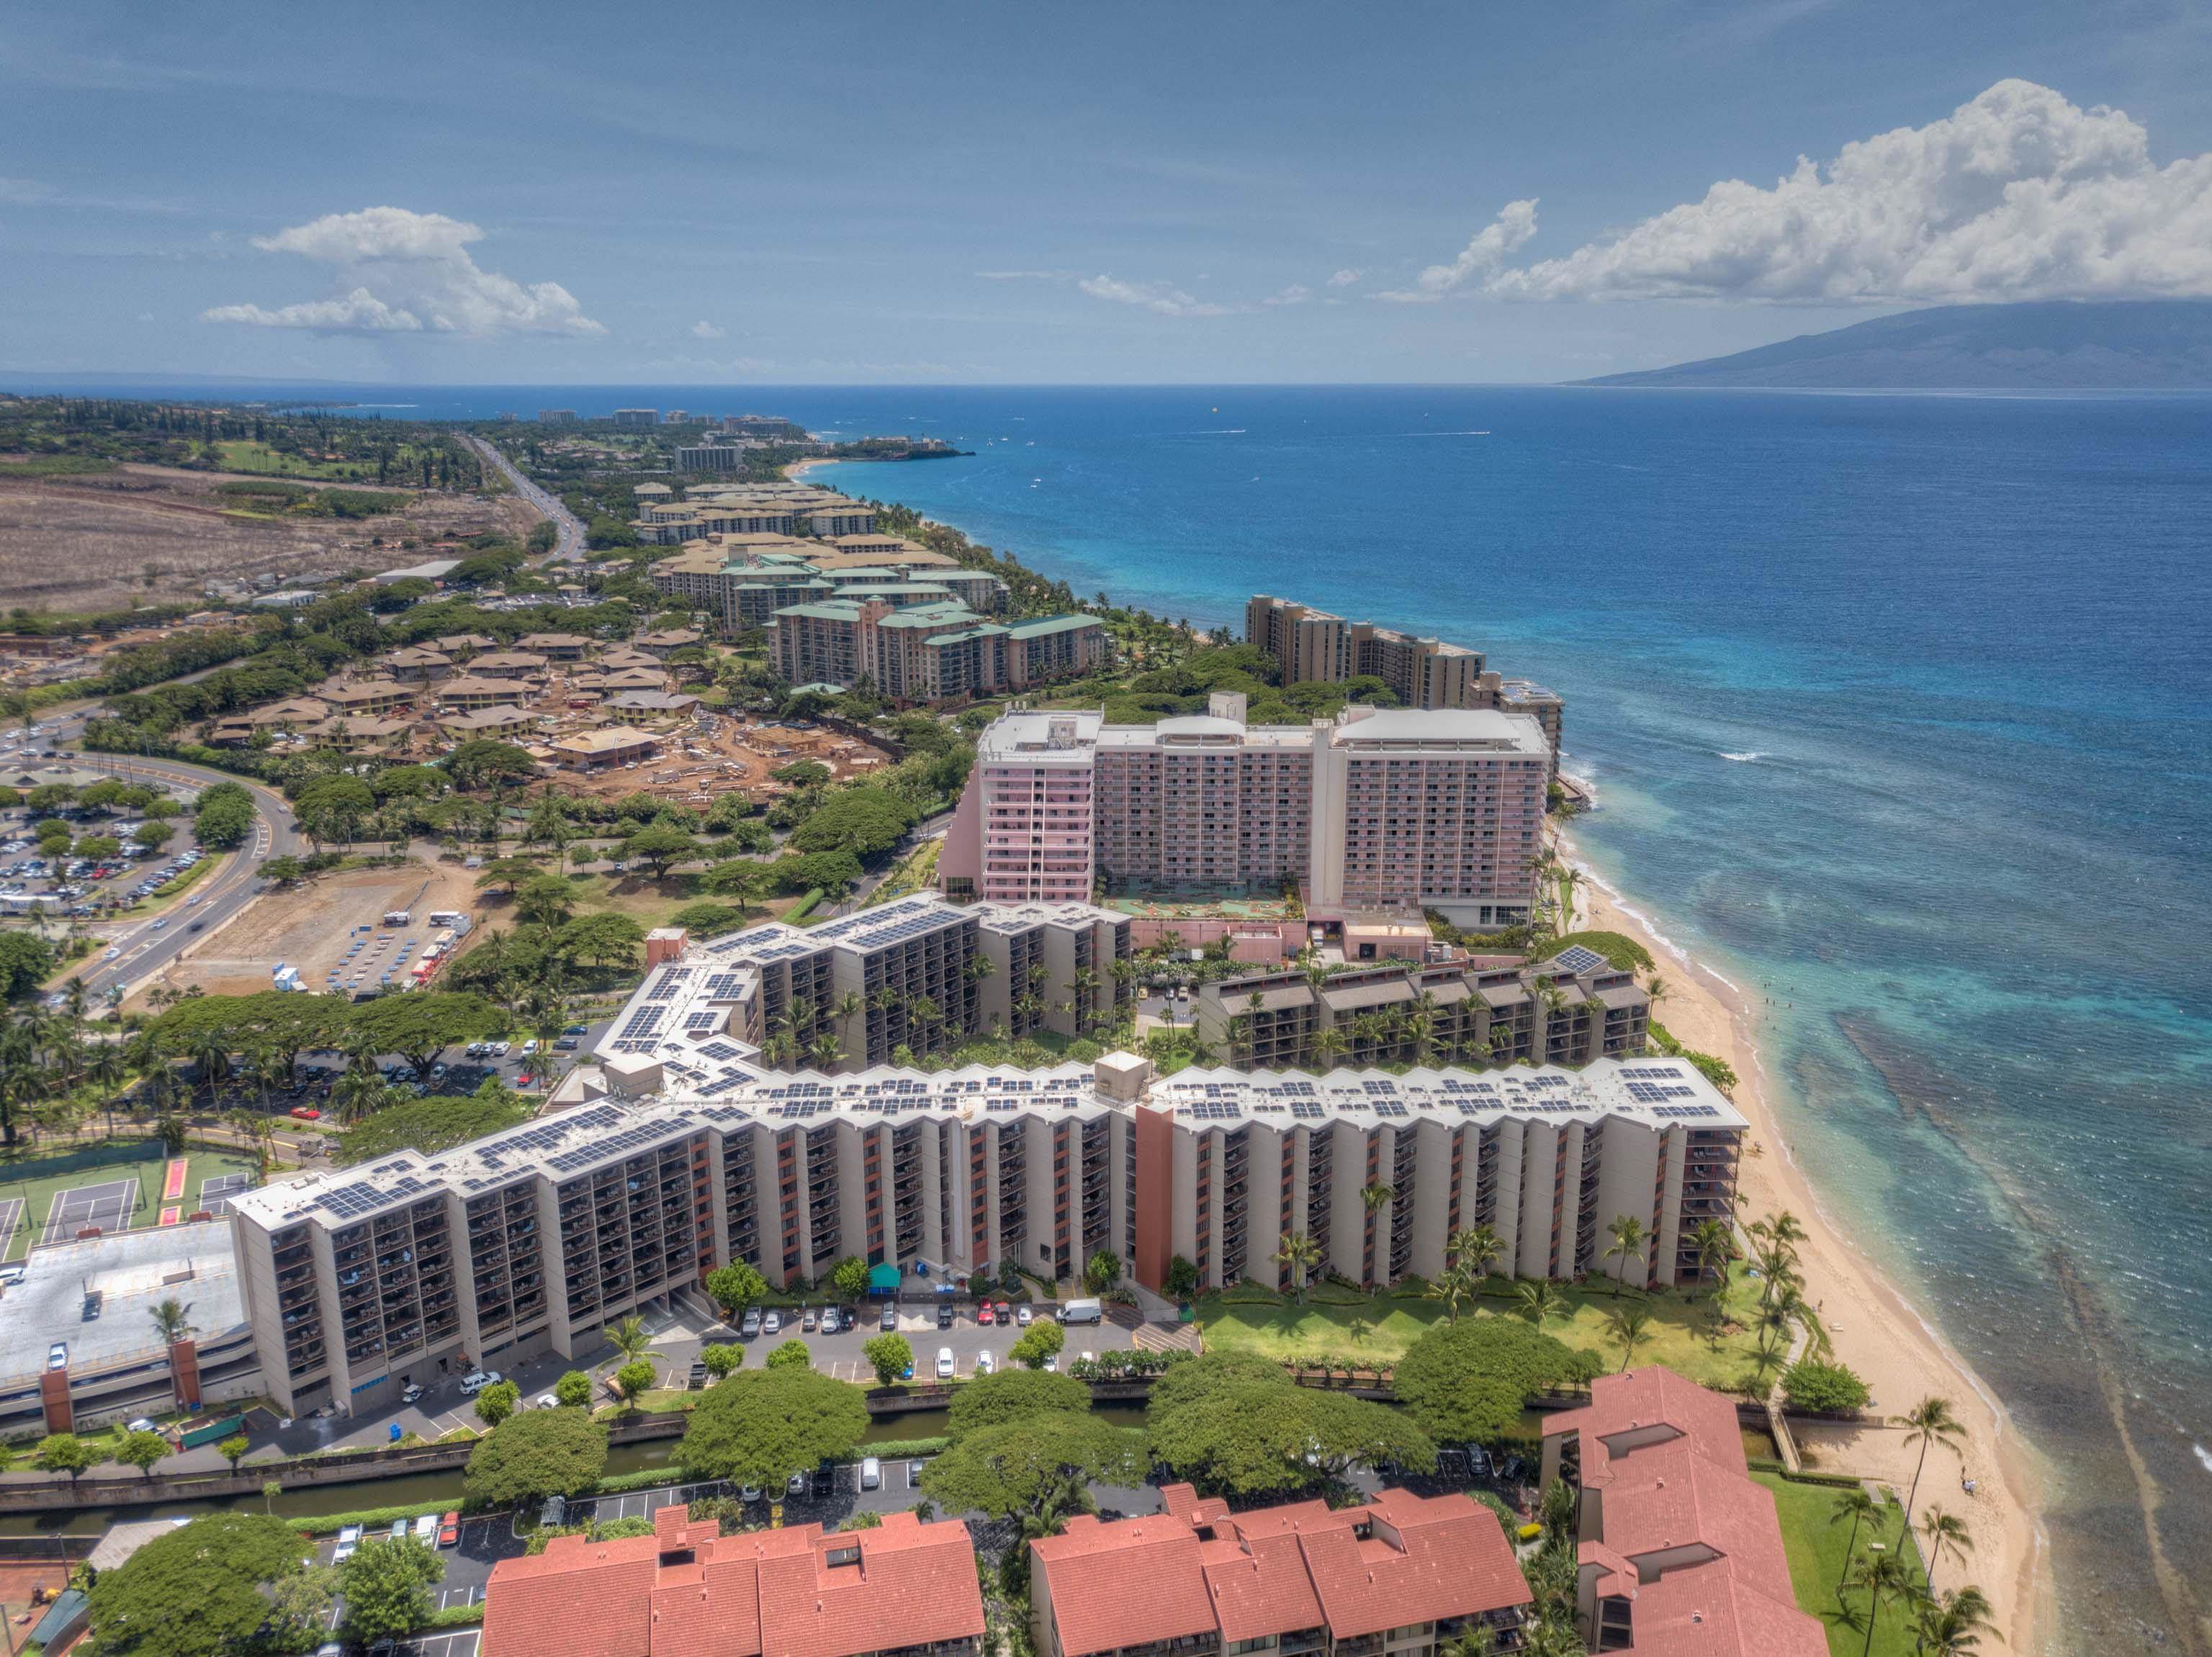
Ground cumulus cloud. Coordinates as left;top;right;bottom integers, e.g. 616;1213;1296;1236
204;206;604;336
1077;274;1228;318
1326;268;1363;287
691;320;726;339
1262;284;1313;307
1375;200;1540;302
1470;81;2212;304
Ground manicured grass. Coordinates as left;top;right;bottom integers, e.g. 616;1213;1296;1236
1194;1267;1766;1391
0;1139;261;1259
1754;1470;1926;1657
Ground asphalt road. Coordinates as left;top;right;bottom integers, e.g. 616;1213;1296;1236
40;729;303;1005
467;436;585;562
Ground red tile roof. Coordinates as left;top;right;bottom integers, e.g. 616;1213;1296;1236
482;1508;983;1657
1033;1486;1528;1657
1545;1368;1827;1657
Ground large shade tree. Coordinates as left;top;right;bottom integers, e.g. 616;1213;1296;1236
673;1368;869;1488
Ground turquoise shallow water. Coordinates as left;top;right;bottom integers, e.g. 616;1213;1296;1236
19;377;2209;1648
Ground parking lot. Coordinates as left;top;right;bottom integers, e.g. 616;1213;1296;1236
644;1297;1138;1388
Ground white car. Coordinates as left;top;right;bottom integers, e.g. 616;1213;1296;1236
818;1308;840;1335
413;1514;438;1543
490;1040;511;1057
763;1310;781;1335
1015;1306;1034;1326
935;1347;956;1379
520;1038;539;1057
459;1369;503;1395
976;1350;997;1375
860;1456;881;1490
333;1524;363;1563
536;1393;559;1411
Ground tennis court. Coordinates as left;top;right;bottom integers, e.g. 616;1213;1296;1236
41;1177;143;1246
0;1200;21;1252
198;1173;254;1217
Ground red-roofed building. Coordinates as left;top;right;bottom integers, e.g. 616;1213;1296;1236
482;1504;984;1657
1031;1484;1529;1657
1539;1368;1826;1656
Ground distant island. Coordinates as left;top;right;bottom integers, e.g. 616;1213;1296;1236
1577;300;2212;390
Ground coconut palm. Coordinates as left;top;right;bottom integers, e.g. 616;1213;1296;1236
1361;1181;1393;1217
1608;1302;1653;1371
1515;1280;1565;1328
1899;1396;1966;1522
1914;1586;1995;1656
1603;1213;1647;1295
603;1314;656;1365
149;1297;195;1345
1434;1257;1481;1324
1272;1231;1323;1305
1920;1505;1973;1593
1829;1488;1879;1589
1310;1027;1348;1072
809;1033;845;1070
1843;1550;1915;1657
1689;1218;1735;1298
1449;1223;1503;1283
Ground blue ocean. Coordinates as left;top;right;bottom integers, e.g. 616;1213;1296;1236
21;378;2212;1648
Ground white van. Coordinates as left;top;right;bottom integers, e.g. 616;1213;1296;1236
860;1456;882;1491
1057;1298;1104;1325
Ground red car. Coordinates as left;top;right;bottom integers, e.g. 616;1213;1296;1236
437;1511;459;1548
289;1106;322;1121
516;1074;534;1090
976;1303;994;1326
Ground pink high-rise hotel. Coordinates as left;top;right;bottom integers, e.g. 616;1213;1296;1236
942;694;1550;928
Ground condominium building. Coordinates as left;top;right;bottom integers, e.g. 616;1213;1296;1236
611;408;660;427
944;699;1549;928
1248;593;1564;752
1194;948;1650;1072
1541;1369;1827;1657
482;1506;985;1657
675;443;741;473
770;600;1107;704
228;1044;1738;1412
805;505;878;536
1246;594;1351;685
1032;1483;1529;1657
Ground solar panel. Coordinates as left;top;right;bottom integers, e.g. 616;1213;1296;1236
1550;945;1609;975
703;974;746;1000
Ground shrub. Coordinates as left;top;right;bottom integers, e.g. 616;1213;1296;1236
1780;1360;1871;1414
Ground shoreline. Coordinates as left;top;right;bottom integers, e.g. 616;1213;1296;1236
1555;814;2052;1654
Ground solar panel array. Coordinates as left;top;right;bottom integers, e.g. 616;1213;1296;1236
318;1173;431;1219
643;968;690;1001
701;974;747;1000
548;1118;681;1175
1619;1066;1686;1080
1624;1080;1700;1105
1651;1103;1725;1119
1550;944;1610;976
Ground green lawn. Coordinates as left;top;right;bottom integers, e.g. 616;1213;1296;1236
0;1139;261;1260
1755;1471;1926;1657
1194;1268;1766;1392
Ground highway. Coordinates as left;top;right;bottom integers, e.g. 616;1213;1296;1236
19;704;305;1005
466;434;585;562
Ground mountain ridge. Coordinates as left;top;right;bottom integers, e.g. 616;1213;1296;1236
1577;300;2212;389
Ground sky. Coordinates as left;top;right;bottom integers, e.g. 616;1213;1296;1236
4;0;2211;385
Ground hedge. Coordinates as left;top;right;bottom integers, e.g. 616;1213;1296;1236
423;1604;487;1629
860;1436;950;1458
290;1500;450;1537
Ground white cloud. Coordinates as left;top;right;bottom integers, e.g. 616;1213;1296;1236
1262;284;1313;307
1077;274;1228;317
691;320;726;339
204;206;605;336
1375;200;1540;302
1473;80;2212;303
1326;268;1363;287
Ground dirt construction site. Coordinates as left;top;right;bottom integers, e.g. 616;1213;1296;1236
0;464;524;613
544;711;894;810
131;855;486;1007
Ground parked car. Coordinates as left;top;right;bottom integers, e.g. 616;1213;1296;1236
995;1301;1013;1324
976;1350;997;1375
937;1303;955;1329
802;1309;817;1333
413;1514;438;1543
400;1383;424;1404
976;1303;994;1326
741;1308;763;1337
786;1471;806;1497
936;1347;956;1379
740;1484;764;1503
1015;1305;1034;1326
388;1519;410;1540
289;1106;321;1121
763;1310;781;1335
879;1302;897;1332
818;1308;840;1336
333;1524;363;1563
520;1038;539;1057
46;1342;66;1370
459;1369;503;1395
860;1457;882;1491
438;1512;459;1548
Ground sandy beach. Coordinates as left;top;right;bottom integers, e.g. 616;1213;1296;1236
1557;822;2051;1653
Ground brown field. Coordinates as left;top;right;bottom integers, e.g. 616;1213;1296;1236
0;464;516;614
541;711;893;809
131;853;487;1007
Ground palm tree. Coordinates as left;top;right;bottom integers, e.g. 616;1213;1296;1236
1843;1550;1915;1657
1361;1181;1393;1218
190;1034;230;1108
1515;1280;1565;1328
1899;1396;1965;1522
1449;1223;1503;1283
809;1033;845;1070
149;1297;195;1346
1434;1257;1480;1324
1608;1302;1653;1371
1689;1218;1735;1298
603;1314;655;1366
1310;1026;1348;1072
1603;1213;1647;1295
1919;1505;1972;1593
1829;1487;1879;1589
1914;1586;1995;1656
1272;1232;1323;1304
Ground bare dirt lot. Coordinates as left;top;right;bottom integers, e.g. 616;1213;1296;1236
0;465;515;613
134;855;486;1005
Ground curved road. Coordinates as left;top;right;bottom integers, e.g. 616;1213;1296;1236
35;714;304;1004
466;435;585;563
